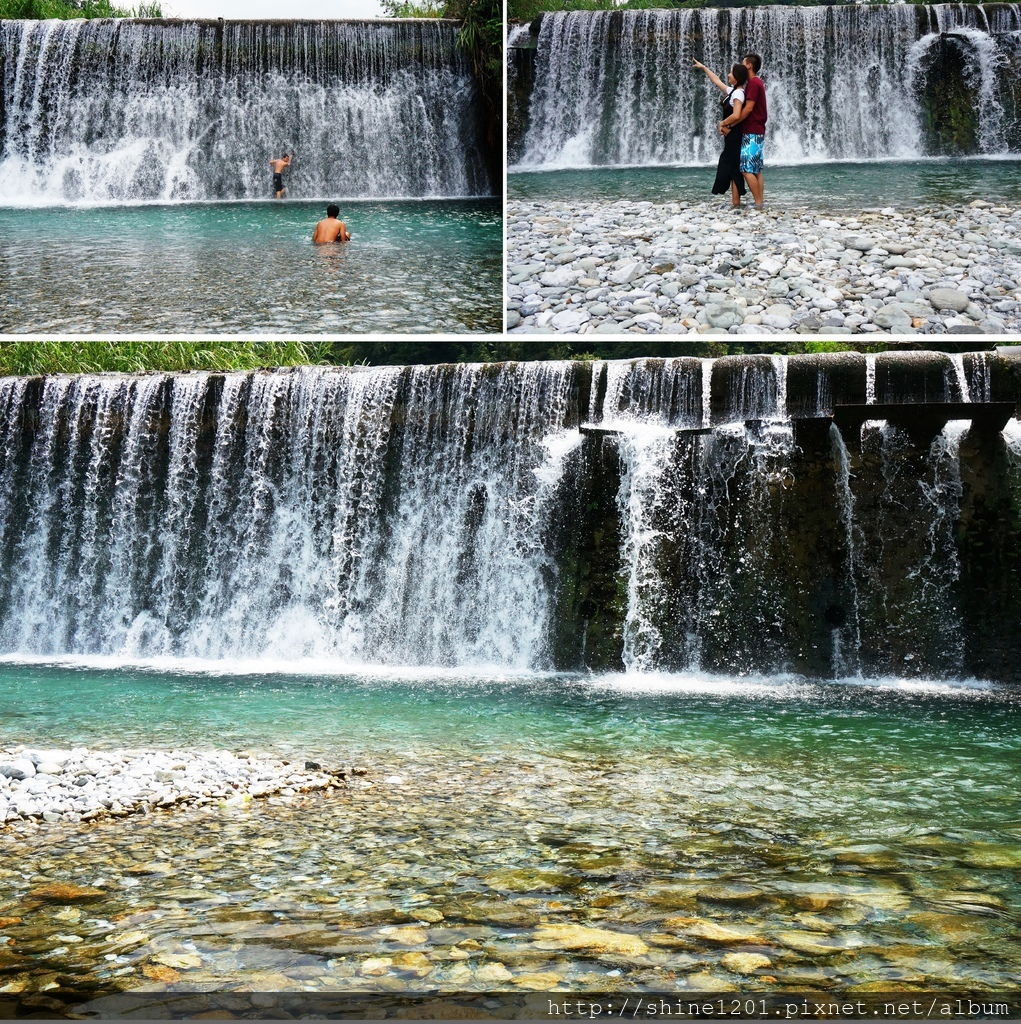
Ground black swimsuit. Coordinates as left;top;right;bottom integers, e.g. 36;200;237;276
273;172;284;193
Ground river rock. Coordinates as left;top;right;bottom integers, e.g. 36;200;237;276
608;262;649;285
705;301;743;329
776;930;847;956
550;310;589;332
507;199;1021;334
474;962;513;983
872;304;913;330
532;924;649;956
663;917;766;945
27;883;106;904
0;760;35;781
539;268;582;288
721;952;772;974
927;288;970;312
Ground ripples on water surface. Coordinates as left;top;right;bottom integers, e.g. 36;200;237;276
509;159;1021;208
0;200;502;334
0;662;1018;1005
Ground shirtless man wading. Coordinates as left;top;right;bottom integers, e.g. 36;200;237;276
270;153;292;199
312;205;351;243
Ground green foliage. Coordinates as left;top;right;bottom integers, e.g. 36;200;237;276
0;342;332;376
378;0;443;16
0;0;161;18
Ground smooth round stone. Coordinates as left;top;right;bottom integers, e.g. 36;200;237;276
721;952;772;974
0;760;35;780
927;288;970;312
506;310;522;329
705;301;743;329
872;304;912;329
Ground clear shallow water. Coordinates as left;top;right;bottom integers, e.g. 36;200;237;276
0;200;501;334
0;662;1019;1004
508;159;1021;208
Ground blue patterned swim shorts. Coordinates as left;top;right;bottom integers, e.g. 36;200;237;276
740;133;764;174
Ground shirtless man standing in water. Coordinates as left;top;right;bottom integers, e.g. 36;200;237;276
312;204;351;243
270;153;291;198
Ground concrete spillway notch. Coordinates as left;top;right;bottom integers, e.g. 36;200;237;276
581;402;1017;449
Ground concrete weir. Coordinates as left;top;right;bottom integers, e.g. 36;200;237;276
2;350;1021;681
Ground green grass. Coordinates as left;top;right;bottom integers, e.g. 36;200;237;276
0;342;332;376
0;0;160;18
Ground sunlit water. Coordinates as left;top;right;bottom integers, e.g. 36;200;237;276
0;200;502;334
508;159;1021;208
0;660;1018;1005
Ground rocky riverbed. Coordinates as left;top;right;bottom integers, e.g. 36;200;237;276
506;199;1021;336
0;747;346;826
0;747;1018;1014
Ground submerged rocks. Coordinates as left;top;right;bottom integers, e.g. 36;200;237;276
532;924;649;957
0;746;345;826
506;200;1021;335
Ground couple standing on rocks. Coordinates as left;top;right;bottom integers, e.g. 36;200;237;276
693;53;767;210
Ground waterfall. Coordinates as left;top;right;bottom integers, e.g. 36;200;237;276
0;365;576;667
0;19;488;202
830;424;862;678
515;4;1021;168
0;355;1017;680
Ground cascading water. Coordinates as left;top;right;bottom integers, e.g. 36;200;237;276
0;365;575;667
0;19;488;202
515;4;1021;168
0;353;1018;680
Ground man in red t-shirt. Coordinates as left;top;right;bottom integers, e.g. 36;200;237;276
734;53;767;208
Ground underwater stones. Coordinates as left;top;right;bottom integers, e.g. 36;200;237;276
683;973;739;992
512;971;565;989
142;964;181;983
383;925;429;945
907;912;989;945
152;951;202;969
775;930;848;956
532;924;649;957
697;884;766;905
473;962;513;983
721;952;772;974
359;957;394;977
390;951;433;977
450;902;540;928
27;883;105;905
407;907;445;924
484;869;578;893
959;846;1021;869
662;918;766;946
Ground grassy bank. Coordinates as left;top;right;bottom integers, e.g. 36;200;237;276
0;342;331;376
0;0;161;17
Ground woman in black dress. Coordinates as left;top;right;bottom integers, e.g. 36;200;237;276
692;61;750;208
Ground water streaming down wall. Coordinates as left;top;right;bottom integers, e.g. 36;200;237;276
1;353;1021;680
0;364;579;666
0;19;489;202
512;4;1021;168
